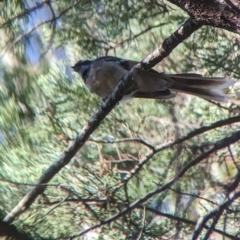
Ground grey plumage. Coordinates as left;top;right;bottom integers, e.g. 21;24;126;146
72;56;234;102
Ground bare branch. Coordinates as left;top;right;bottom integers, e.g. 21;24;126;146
69;130;240;238
0;2;45;29
169;188;220;207
89;137;155;150
40;1;57;56
112;115;240;192
136;206;146;240
39;194;70;219
192;168;240;239
1;0;83;56
104;22;167;54
192;183;240;239
145;207;236;239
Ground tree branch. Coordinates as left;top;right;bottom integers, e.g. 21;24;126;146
104;22;168;54
225;0;240;15
0;2;45;29
145;207;236;240
111;115;240;193
3;18;202;224
0;221;32;240
192;183;240;239
167;0;240;34
1;0;83;56
69;130;240;238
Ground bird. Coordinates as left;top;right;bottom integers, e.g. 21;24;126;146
72;56;234;102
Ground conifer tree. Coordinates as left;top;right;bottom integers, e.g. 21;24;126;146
0;1;240;239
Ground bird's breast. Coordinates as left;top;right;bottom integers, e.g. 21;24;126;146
85;62;128;99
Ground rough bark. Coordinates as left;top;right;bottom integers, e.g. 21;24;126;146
0;221;32;240
167;0;240;34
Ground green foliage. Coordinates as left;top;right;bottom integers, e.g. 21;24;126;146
0;0;240;239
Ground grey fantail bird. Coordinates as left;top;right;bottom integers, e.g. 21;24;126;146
72;56;234;102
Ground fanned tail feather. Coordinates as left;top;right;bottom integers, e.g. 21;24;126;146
169;74;234;102
171;84;229;102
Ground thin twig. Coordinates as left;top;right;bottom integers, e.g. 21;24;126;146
136;206;146;240
191;189;240;240
145;207;236;239
40;1;57;56
39;194;70;219
68;131;240;238
1;0;83;56
111;115;240;193
89;137;155;150
0;2;45;29
105;22;167;53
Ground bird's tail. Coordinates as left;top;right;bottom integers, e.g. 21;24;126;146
168;73;234;102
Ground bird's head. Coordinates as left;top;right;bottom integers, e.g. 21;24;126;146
72;60;92;81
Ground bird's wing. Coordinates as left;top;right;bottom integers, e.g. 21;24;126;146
132;90;176;99
94;56;163;75
94;56;139;71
